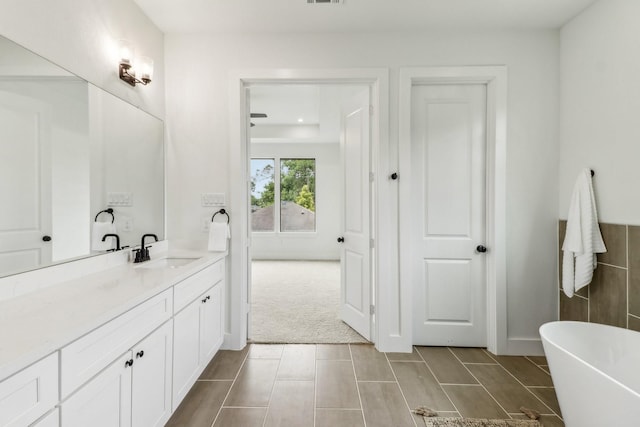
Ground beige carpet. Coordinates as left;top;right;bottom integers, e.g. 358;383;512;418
250;260;368;343
424;419;542;427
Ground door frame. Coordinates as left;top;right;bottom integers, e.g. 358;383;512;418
227;68;389;351
399;66;508;354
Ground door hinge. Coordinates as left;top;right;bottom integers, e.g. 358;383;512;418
369;105;374;116
369;172;374;182
370;238;375;248
370;305;375;315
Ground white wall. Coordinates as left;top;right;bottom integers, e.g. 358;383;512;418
0;0;164;119
165;30;560;348
250;142;341;260
559;0;640;224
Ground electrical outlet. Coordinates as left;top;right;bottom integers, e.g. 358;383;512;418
122;217;133;232
201;193;225;207
203;217;211;232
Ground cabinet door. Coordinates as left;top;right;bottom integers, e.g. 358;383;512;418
61;352;132;427
200;283;223;365
131;321;173;427
31;409;59;427
172;298;201;408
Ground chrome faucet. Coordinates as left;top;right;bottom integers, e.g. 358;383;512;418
133;234;158;263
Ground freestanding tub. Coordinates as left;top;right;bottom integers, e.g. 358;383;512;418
540;321;640;427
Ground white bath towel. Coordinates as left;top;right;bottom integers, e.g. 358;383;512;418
92;221;117;251
562;169;606;297
208;222;230;252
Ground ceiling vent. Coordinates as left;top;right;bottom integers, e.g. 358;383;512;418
307;0;343;4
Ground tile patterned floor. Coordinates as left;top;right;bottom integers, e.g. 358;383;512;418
166;344;564;427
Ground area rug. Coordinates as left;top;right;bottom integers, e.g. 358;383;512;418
424;418;542;427
250;260;368;343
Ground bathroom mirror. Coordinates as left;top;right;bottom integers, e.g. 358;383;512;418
0;35;164;279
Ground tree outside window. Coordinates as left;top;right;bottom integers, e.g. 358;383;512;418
251;158;316;232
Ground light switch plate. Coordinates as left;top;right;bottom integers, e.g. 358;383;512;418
107;192;133;207
201;193;225;207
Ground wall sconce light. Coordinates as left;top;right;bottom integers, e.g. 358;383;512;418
118;40;153;87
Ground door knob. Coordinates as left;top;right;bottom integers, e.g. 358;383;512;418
476;245;487;253
42;235;52;242
337;237;344;243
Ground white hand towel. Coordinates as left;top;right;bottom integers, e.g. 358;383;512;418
92;221;117;251
562;169;606;297
208;222;230;252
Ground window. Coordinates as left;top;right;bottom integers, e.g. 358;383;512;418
251;158;316;232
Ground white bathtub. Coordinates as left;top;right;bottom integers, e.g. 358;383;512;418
540;321;640;427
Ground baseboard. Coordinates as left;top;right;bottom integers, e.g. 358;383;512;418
505;337;545;356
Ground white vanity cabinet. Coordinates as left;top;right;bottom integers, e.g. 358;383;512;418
0;353;58;427
172;260;224;408
31;409;59;427
61;320;173;427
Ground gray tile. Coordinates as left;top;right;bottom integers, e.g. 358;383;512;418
597;223;627;267
416;347;477;384
559;291;588;322
391;362;455;411
526;356;548;366
442;385;509;419
213;408;267;427
316;344;351;360
628;226;640;317
315;409;365;427
224;358;279;407
351;344;395;381
358;382;415;427
316;360;360;409
528;387;562;416
386;349;422;361
249;344;284;359
276;344;315;380
466;364;552;414
200;347;249;380
491;356;553;387
590;264;627;327
264;381;314;427
450;348;496;364
166;381;231;427
629;315;640;332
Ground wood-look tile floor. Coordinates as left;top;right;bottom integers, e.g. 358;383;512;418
166;344;564;427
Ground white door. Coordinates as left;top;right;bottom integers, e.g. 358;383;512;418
411;84;487;347
200;283;223;363
0;88;52;275
61;352;133;427
131;321;173;427
339;89;371;341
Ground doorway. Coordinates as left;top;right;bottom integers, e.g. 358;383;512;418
247;84;371;344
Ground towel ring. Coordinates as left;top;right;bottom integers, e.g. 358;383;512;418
95;208;115;223
211;208;230;224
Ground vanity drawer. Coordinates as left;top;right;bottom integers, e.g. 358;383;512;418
60;288;173;399
174;260;223;313
0;353;58;427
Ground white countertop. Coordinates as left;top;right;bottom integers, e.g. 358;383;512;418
0;249;226;382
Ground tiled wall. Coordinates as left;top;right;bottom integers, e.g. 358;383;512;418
559;221;640;331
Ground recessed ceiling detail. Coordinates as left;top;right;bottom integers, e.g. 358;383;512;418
307;0;343;4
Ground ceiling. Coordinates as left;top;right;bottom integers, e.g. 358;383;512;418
134;0;599;34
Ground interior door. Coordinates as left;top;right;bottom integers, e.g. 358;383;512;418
411;84;487;347
339;89;371;341
0;87;52;275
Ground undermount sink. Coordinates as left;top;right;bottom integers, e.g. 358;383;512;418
137;257;200;269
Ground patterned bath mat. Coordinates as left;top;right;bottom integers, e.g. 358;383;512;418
424;418;543;427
